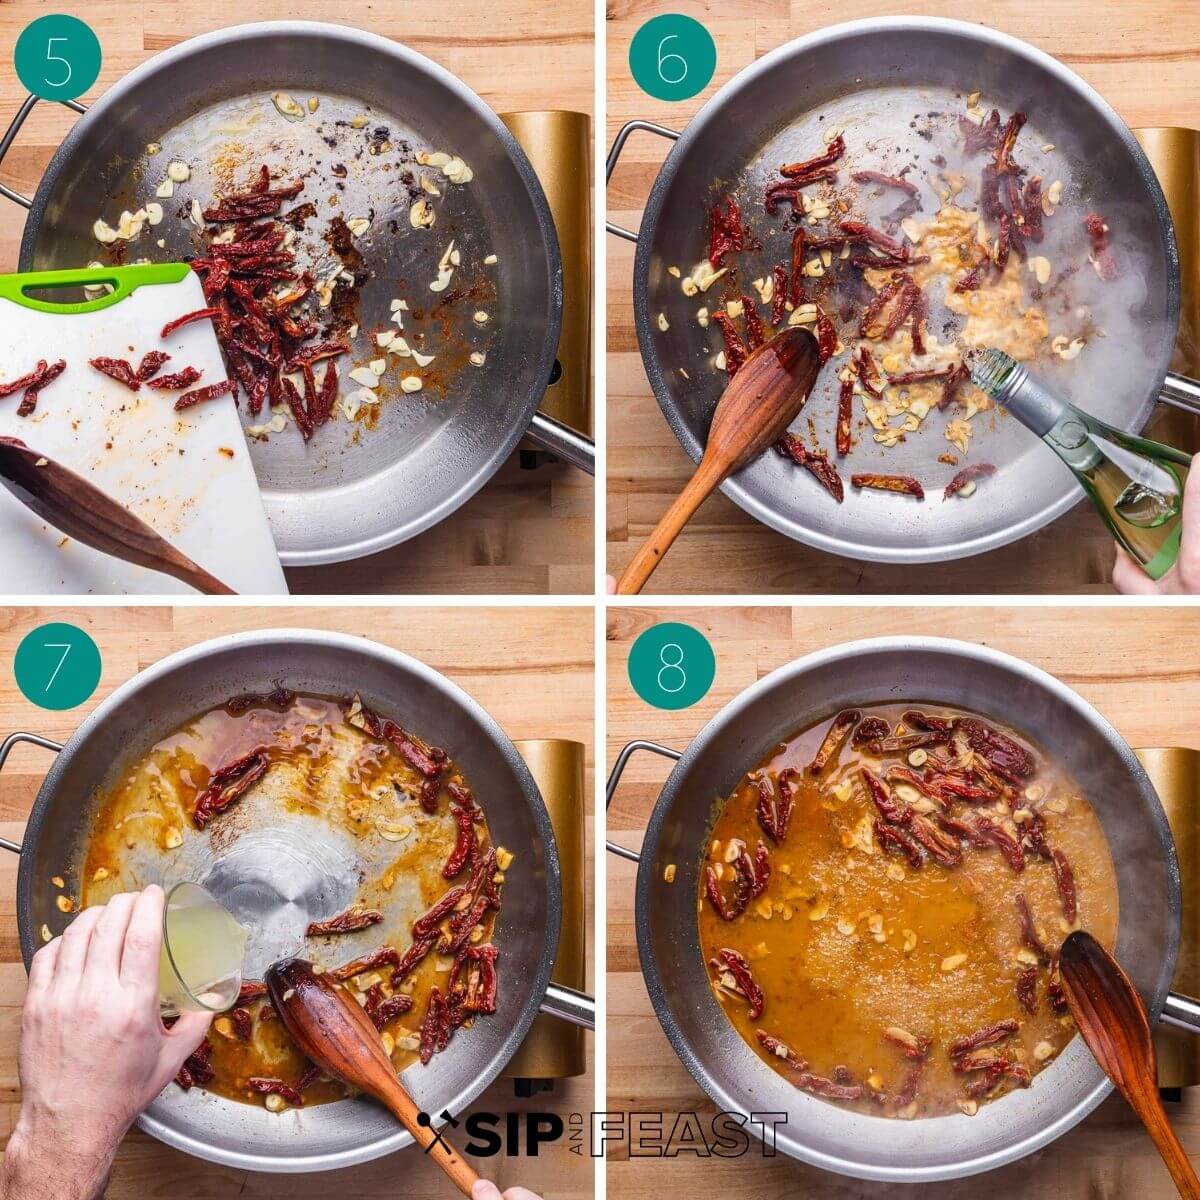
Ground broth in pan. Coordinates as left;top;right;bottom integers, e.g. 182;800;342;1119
75;689;506;1110
697;704;1117;1118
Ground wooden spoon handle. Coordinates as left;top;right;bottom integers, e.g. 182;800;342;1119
617;453;726;594
376;1079;480;1196
1135;1090;1200;1199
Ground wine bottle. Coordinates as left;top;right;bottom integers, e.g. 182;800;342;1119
969;348;1191;581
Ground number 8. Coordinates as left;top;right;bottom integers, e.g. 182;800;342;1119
657;34;687;85
657;642;686;694
44;36;72;88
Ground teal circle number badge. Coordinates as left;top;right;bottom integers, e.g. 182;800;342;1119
627;622;716;711
629;14;717;102
14;14;101;102
14;622;102;711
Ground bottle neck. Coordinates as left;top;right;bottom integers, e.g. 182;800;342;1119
987;358;1102;470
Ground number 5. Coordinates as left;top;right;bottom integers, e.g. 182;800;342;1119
657;34;687;85
44;36;72;88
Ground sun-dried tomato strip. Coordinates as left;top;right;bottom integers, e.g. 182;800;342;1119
942;461;996;500
1047;960;1070;1013
874;819;923;868
770;264;789;325
756;767;798;843
1016;964;1039;1015
712;311;748;377
1084;213;1118;281
306;906;384;936
994;112;1027;175
329;946;400;983
175;1037;215;1090
712;948;764;1019
192;748;269;829
349;699;448;784
852;170;919;196
775;433;844;503
887;367;954;386
233;980;269;1007
852;716;890;746
742;296;765;351
765;173;838;214
708;195;746;267
135;351;170;381
839;220;914;263
814;307;838;362
781;135;846;179
808;709;861;774
949;1019;1019;1059
443;793;480;878
851;473;925;500
145;366;203;391
974;816;1026;872
959;718;1036;782
89;356;141;391
789;227;806;307
175;379;236;411
835;376;853;457
865;731;947;755
861;767;911;826
249;1076;305;1107
1051;848;1078;923
161;307;222;339
756;1030;808;1071
962;109;1002;155
954;266;983;293
856;347;883;397
364;984;415;1029
5;359;66;417
909;814;963;868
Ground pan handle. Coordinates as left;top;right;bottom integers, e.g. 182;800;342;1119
526;410;595;475
0;95;88;210
1161;990;1200;1034
539;981;595;1030
605;120;681;243
1158;370;1200;416
0;731;63;855
604;739;681;864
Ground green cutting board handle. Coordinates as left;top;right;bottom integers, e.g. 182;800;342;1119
0;263;192;314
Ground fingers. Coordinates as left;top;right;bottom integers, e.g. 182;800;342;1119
52;904;105;984
472;1183;503;1200
26;935;61;1000
1112;545;1160;595
118;885;165;991
85;892;139;979
1170;462;1200;592
151;1009;212;1096
503;1189;545;1200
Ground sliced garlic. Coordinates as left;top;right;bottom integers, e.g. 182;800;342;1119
167;160;191;183
346;216;370;237
409;199;436;229
272;92;305;121
400;375;423;393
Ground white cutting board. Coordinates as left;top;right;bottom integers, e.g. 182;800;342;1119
0;263;287;595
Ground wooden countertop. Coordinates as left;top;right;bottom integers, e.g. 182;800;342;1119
606;0;1200;594
607;604;1200;1198
0;605;594;1199
0;1;594;596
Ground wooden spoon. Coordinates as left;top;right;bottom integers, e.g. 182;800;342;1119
266;957;479;1197
0;437;235;595
616;327;822;594
1059;930;1200;1199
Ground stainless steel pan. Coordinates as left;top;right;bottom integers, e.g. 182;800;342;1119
2;630;593;1173
608;18;1200;564
606;637;1200;1181
1;22;593;567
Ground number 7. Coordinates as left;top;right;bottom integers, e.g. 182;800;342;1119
42;642;71;692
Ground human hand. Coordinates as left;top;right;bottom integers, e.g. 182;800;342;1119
1113;461;1200;594
3;886;212;1200
473;1181;544;1200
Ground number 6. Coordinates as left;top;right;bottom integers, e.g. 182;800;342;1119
657;34;687;85
44;36;72;88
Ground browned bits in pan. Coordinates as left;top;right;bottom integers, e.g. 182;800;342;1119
850;473;926;500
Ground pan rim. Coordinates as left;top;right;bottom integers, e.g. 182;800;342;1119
17;20;565;567
631;15;1182;566
15;627;564;1173
633;634;1180;1181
